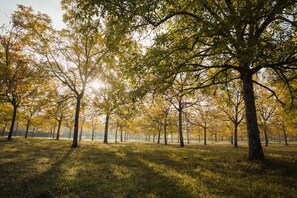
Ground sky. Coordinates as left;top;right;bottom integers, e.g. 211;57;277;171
0;0;65;29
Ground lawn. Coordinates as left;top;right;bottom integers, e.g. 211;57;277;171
0;138;296;198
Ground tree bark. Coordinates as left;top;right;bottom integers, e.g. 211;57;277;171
7;104;17;140
56;114;63;140
79;124;83;141
234;123;238;148
157;128;161;144
120;126;123;142
164;121;167;145
178;100;184;147
91;129;95;141
283;124;288;146
187;126;190;144
104;113;109;144
153;133;155;142
241;73;264;160
264;126;268;147
25;120;31;138
68;127;72;139
31;127;35;138
203;123;207;145
2;121;8;136
52;124;56;139
115;124;118;143
72;96;81;148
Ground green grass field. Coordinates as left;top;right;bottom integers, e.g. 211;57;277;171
0;138;296;198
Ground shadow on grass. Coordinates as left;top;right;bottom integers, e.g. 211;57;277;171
22;148;74;198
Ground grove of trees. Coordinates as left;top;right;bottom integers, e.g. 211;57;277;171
0;0;296;161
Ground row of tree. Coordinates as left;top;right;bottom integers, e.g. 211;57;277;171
1;0;296;161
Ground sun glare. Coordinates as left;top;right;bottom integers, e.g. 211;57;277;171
90;80;103;89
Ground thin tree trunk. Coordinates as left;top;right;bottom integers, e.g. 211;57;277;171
7;104;17;140
32;127;35;138
104;113;109;144
72;96;81;148
198;134;200;143
148;133;151;142
178;101;184;147
115;124;118;143
91;129;95;141
242;73;264;160
79;125;83;141
56;115;63;140
68;127;72;139
203;124;207;145
186;126;190;144
264;126;268;147
164;122;167;145
25;120;31;138
2;121;8;136
234;123;238;147
120;126;123;142
153;133;155;142
283;124;288;146
157;129;161;144
52;124;56;139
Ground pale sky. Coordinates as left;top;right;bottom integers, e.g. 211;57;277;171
0;0;65;29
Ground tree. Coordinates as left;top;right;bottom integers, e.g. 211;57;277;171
216;81;245;147
92;72;130;144
0;17;43;140
85;0;297;160
14;4;108;147
257;91;276;147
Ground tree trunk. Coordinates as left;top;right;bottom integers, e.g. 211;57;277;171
91;129;95;141
187;126;190;144
104;113;109;144
79;125;83;141
2;121;8;136
7;104;17;140
120;126;123;142
215;134;217;143
69;127;72;139
164;122;167;145
52;124;56;139
25;120;31;138
115;124;118;143
56;115;63;140
178;101;184;147
157;129;161;144
242;73;264;160
148;133;151;142
31;127;35;137
203;124;207;145
264;126;268;147
153;133;155;142
198;134;200;143
283;124;288;146
234;123;238;148
72;96;81;148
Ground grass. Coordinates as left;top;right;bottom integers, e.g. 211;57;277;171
0;138;296;198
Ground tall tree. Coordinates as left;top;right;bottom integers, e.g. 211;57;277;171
14;4;108;147
0;17;43;140
85;0;297;160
